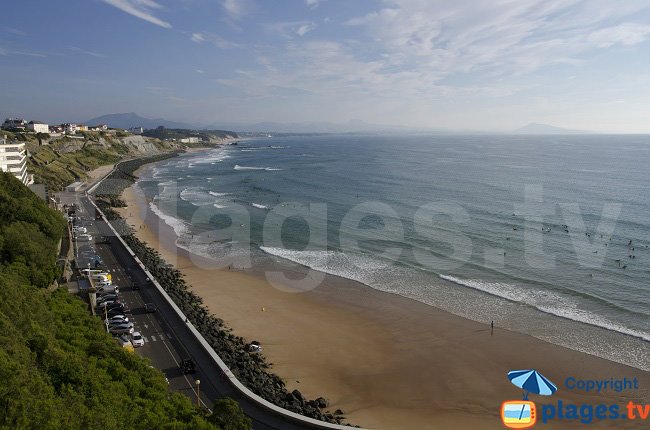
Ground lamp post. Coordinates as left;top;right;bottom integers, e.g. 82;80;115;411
195;379;201;407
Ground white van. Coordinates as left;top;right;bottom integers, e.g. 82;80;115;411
82;269;105;275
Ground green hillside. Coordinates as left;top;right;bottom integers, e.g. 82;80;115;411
0;173;250;430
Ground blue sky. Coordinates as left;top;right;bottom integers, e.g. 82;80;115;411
2;0;650;132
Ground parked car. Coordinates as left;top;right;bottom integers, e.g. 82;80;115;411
108;321;134;330
107;308;127;318
105;315;128;324
97;300;119;308
97;285;118;294
114;335;134;352
109;325;134;335
131;331;144;347
143;303;156;313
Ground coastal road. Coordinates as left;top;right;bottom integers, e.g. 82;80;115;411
74;192;324;430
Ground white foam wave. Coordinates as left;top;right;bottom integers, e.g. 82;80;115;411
148;202;189;237
209;191;230;197
234;164;282;171
180;187;215;206
439;275;650;342
251;203;268;209
213;204;228;209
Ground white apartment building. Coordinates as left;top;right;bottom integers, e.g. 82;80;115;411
0;135;33;185
27;120;49;133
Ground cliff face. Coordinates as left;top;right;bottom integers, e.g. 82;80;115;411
26;134;180;190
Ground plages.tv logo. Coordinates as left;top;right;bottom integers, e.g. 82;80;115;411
501;369;558;429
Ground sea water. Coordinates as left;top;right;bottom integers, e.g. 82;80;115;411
138;134;650;370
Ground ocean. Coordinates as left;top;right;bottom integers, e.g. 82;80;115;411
137;134;650;370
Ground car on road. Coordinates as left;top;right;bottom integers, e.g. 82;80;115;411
179;358;196;374
131;331;144;347
143;303;156;313
109;324;134;335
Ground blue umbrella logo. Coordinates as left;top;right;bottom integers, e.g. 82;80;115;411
508;369;557;400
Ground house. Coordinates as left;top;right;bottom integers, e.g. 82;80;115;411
0;135;33;185
2;118;26;130
62;123;77;135
49;125;64;134
77;124;88;132
180;137;201;143
27;120;49;134
89;124;108;131
128;127;143;134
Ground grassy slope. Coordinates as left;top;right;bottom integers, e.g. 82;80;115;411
0;172;250;430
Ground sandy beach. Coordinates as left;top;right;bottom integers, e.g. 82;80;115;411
116;169;650;430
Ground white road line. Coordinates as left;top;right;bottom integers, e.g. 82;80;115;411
143;323;149;329
143;337;148;342
150;335;157;341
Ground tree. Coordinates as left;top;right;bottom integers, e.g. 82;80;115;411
207;398;252;430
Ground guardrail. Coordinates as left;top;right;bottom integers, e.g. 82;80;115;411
86;188;365;430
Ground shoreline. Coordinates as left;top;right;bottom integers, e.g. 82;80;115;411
117;156;650;429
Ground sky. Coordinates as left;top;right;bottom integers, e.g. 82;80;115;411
1;0;650;132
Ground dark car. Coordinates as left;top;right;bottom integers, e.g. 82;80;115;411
143;303;156;313
179;358;196;374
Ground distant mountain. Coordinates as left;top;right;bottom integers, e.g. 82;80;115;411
84;113;196;130
513;123;591;134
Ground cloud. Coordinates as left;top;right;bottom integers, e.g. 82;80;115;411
190;31;239;49
296;22;316;37
586;23;650;48
102;0;171;28
222;0;252;19
346;0;650;78
5;27;26;36
305;0;321;8
68;46;106;58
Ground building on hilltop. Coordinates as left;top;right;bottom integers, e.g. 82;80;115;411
180;137;201;143
0;135;33;185
128;126;143;134
27;120;49;134
89;124;108;131
2;118;26;130
62;123;77;135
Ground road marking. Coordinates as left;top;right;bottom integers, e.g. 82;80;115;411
143;337;148;343
143;323;149;329
150;335;157;341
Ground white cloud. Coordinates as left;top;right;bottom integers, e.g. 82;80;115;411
347;0;650;78
68;46;106;58
586;23;650;48
305;0;321;8
102;0;171;28
222;0;252;19
190;31;239;49
296;22;316;37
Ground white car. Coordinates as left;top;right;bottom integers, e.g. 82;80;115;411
105;316;128;325
131;331;144;347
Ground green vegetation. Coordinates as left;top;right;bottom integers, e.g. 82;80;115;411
0;173;251;430
142;127;237;144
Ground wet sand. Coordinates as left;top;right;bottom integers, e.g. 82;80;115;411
116;177;650;430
